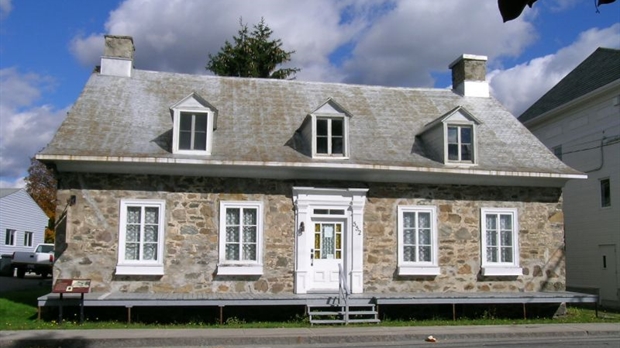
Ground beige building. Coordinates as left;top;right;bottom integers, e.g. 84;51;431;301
521;48;620;308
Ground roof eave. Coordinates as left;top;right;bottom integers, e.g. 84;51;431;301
37;154;586;188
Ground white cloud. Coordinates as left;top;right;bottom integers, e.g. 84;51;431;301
0;68;68;185
489;23;620;116
0;0;11;19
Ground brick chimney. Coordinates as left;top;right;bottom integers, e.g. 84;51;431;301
100;35;134;77
449;54;489;98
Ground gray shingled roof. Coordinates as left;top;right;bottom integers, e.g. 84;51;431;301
38;67;581;183
520;47;620;122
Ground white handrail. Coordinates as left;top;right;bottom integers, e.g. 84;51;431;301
338;263;349;324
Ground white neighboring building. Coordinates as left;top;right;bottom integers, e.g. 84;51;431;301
0;188;49;256
521;48;620;308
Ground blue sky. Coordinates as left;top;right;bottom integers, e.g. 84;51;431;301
1;0;619;188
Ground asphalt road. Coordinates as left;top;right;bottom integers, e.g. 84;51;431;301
0;272;53;293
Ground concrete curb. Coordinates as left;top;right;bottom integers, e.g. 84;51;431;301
1;323;619;347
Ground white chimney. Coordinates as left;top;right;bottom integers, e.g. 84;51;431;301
449;54;489;98
100;35;134;77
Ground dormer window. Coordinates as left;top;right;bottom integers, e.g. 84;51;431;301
316;117;345;156
447;125;473;162
170;92;217;155
297;98;351;159
418;106;480;166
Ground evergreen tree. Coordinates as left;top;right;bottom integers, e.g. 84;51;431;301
206;18;300;79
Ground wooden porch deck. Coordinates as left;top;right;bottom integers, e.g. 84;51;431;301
37;291;598;323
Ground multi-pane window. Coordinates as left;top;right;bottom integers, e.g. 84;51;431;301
397;206;439;275
179;112;208;151
116;200;165;275
4;229;15;246
315;117;345;156
224;207;258;262
24;231;33;247
218;202;263;275
480;208;521;276
601;178;611;207
447;125;473;162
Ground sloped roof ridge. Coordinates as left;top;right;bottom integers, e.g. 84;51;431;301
132;68;450;93
0;188;22;199
519;47;620;122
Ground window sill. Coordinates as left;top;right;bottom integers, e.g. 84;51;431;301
398;265;440;276
481;266;522;277
217;264;263;276
115;264;164;276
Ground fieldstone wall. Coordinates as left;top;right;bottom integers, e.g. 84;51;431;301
54;173;565;294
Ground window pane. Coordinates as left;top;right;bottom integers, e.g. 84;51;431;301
332;137;343;154
243;244;256;261
243;209;257;225
418;212;430;228
226;244;239;260
127;207;141;224
180;113;192;131
601;179;611;207
403;212;415;228
448;144;459;160
322;224;334;258
194;131;207;150
501;247;513;263
332;119;343;136
226;226;239;243
226;208;240;225
144;225;158;242
448;127;458;143
243;226;256;243
404;246;415;262
317;137;328;154
126;225;140;242
486;230;497;247
125;243;139;260
145;207;158;224
461;145;472;161
419;246;431;262
500;230;512;247
486;214;497;230
194;113;207;130
500;214;512;230
487;247;498;262
179;131;191;150
460;127;472;144
419;229;431;245
143;243;157;260
317;119;328;135
403;229;415;245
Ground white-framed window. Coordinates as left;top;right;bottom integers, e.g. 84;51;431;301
24;231;33;247
397;206;440;276
116;199;166;276
4;229;15;246
313;116;348;158
447;125;474;162
170;92;217;156
217;201;264;275
480;208;522;276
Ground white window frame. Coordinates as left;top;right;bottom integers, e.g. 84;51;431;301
116;199;166;276
480;208;522;276
5;229;16;246
397;206;440;276
24;231;33;247
312;115;349;158
445;123;476;164
172;108;214;156
217;201;264;276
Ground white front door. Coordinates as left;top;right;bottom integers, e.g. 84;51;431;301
310;219;345;292
599;244;618;305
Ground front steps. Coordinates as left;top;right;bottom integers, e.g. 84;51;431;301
307;303;380;325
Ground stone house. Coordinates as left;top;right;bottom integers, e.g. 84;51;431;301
521;47;620;308
38;36;585;301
